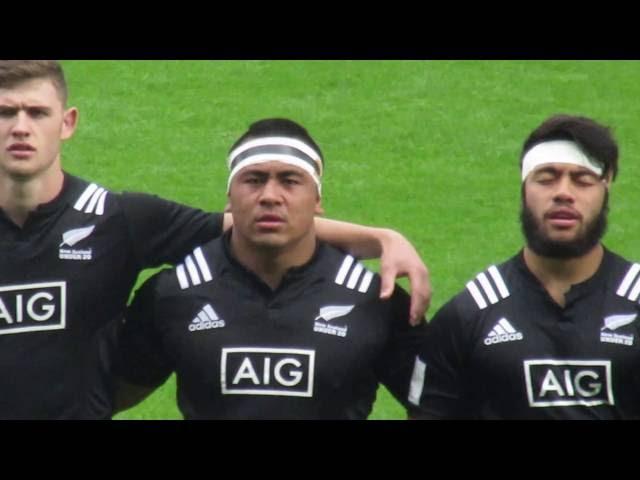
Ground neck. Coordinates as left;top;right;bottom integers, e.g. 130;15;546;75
230;231;317;290
523;243;604;307
0;168;64;227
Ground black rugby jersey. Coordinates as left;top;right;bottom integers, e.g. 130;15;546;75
0;173;223;419
116;232;426;419
416;248;640;419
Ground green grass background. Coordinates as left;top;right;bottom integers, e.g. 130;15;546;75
60;60;640;419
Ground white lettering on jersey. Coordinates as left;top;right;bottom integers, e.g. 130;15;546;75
524;359;613;407
221;347;314;397
0;282;66;335
232;357;261;385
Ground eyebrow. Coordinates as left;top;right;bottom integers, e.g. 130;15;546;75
240;168;306;177
532;168;603;185
533;166;599;177
0;104;53;113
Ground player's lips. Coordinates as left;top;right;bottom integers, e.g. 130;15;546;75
255;214;285;229
545;208;581;228
7;143;36;158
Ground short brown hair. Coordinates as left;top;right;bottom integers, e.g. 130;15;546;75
0;60;68;105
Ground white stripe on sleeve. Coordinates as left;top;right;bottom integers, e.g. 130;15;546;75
176;264;189;290
476;272;498;305
95;190;108;215
358;270;374;293
466;281;488;310
335;255;355;285
488;265;510;299
346;263;364;289
184;255;201;286
408;356;427;406
193;247;212;282
617;263;640;298
74;183;98;211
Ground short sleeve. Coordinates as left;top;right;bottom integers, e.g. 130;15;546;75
374;286;429;417
113;274;174;388
413;298;472;419
120;192;224;267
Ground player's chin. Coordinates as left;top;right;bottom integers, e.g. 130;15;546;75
545;224;582;239
4;163;41;179
251;233;289;249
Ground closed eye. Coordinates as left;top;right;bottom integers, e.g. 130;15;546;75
0;106;18;118
27;107;51;118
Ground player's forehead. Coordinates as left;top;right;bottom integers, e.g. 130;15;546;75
237;160;310;177
0;78;62;107
531;162;599;176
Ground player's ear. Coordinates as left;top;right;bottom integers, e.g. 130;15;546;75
60;107;78;140
315;198;324;216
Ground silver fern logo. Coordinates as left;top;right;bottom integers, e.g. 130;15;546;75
314;305;354;322
60;225;95;247
601;313;637;346
59;226;95;261
313;305;354;338
602;313;637;330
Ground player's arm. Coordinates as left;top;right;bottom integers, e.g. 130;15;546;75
125;195;430;323
410;299;471;420
111;275;174;415
225;213;431;324
373;287;428;419
123;193;225;267
113;379;157;414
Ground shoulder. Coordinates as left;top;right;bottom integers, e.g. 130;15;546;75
64;175;115;217
165;240;224;291
62;174;198;225
432;257;517;327
606;249;640;304
462;259;514;311
320;245;380;297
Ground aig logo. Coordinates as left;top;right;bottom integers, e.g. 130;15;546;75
221;347;315;397
0;282;66;335
524;360;614;407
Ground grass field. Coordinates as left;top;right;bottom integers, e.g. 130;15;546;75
60;60;640;419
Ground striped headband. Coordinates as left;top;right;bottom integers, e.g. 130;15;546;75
521;140;603;182
227;136;324;194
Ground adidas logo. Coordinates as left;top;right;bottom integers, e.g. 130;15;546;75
188;304;225;332
483;318;523;345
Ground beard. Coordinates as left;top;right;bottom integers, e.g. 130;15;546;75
520;191;609;259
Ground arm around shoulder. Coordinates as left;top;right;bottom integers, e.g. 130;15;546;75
313;217;431;324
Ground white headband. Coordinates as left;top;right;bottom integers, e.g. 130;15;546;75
227;136;323;194
521;140;604;181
